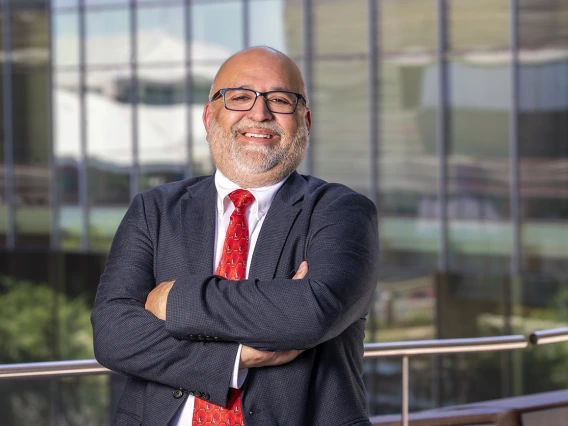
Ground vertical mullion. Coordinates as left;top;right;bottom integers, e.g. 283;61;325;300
509;0;521;283
78;0;88;251
48;4;59;250
184;0;193;179
1;0;15;249
436;0;449;275
503;0;521;399
129;0;139;200
302;0;313;175
433;0;450;409
243;0;250;49
368;0;379;206
366;0;380;415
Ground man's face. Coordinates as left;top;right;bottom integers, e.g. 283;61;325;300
203;49;311;187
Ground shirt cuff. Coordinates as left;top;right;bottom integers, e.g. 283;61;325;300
231;344;248;389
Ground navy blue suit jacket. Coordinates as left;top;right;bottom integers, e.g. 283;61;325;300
92;172;379;426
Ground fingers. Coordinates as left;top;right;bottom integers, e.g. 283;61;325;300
292;261;308;280
239;345;263;369
240;345;304;369
144;280;175;320
271;349;304;366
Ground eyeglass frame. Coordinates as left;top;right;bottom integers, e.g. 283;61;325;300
210;88;307;114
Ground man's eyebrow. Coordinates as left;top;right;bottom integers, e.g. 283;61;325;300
234;85;293;92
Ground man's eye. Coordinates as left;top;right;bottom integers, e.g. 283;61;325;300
268;97;292;105
231;95;252;102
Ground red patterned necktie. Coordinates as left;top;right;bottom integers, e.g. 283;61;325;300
192;189;254;426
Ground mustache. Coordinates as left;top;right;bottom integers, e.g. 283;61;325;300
231;119;285;137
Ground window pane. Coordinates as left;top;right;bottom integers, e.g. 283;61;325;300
192;1;244;56
312;60;370;196
0;16;5;247
137;4;184;65
281;0;303;58
449;0;510;51
53;11;79;68
85;0;127;5
447;0;512;273
0;74;5;247
191;74;214;176
138;66;187;190
53;0;77;7
13;66;51;249
249;0;287;52
382;0;437;52
54;71;82;249
10;5;49;66
86;69;132;251
86;8;130;66
313;0;368;55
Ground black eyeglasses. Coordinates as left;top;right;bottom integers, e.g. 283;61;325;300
210;88;306;114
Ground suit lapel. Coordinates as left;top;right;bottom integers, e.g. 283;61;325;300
249;172;306;280
181;177;217;276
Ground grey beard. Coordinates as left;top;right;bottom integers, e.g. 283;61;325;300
229;136;286;174
208;117;309;186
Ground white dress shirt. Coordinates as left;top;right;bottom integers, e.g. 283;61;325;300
170;170;287;425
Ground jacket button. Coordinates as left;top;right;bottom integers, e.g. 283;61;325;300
198;335;204;340
172;389;184;399
202;393;210;400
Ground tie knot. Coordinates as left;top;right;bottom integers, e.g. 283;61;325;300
229;189;255;210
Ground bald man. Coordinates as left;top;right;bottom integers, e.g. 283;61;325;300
92;47;379;426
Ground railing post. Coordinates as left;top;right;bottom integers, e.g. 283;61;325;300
402;355;409;426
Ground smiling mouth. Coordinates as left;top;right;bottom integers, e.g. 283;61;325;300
242;132;275;139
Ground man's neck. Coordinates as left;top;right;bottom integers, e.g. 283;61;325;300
216;166;292;189
215;168;290;191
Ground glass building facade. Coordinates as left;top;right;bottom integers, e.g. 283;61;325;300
0;0;567;424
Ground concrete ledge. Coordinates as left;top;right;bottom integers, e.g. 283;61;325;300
370;390;568;426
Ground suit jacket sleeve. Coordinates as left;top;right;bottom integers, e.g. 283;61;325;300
91;194;239;407
165;187;380;352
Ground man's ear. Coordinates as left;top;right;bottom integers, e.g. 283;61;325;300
304;108;312;135
203;102;213;132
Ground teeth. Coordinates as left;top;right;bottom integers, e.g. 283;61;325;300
244;133;272;139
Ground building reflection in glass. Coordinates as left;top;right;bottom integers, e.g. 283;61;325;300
0;0;566;423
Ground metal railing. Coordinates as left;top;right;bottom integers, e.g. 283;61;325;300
0;328;567;426
364;335;528;426
0;359;111;379
529;326;568;346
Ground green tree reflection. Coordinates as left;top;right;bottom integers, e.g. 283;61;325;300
0;276;108;426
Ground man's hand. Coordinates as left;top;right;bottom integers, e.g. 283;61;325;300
239;261;308;369
239;346;304;369
145;280;175;320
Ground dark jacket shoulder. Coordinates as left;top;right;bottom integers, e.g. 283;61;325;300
298;173;377;214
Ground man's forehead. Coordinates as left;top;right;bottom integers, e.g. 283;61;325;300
214;49;303;92
223;84;293;92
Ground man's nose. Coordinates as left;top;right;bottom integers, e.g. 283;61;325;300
246;95;274;121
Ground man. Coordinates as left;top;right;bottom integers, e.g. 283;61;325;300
92;46;379;426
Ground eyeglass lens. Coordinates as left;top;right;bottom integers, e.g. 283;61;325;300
224;89;298;113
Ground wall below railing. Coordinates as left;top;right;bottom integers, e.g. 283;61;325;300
370;389;568;426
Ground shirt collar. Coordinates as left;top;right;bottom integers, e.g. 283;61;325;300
214;169;288;220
